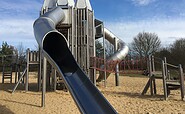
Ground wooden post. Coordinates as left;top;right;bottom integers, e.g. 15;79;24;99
15;54;18;83
141;79;150;95
86;8;90;77
53;69;57;92
153;76;157;95
42;57;47;107
92;11;96;86
10;65;13;83
1;56;4;83
164;57;168;79
25;49;30;91
179;64;185;100
2;65;5;83
151;56;155;72
51;67;57;91
148;55;153;96
92;57;96;86
46;64;51;89
71;7;75;55
152;56;156;94
142;55;154;95
162;60;168;100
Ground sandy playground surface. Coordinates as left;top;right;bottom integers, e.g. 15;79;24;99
0;72;185;114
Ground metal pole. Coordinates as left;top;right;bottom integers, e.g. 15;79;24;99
38;48;42;91
102;24;106;87
12;68;27;93
42;57;47;107
114;37;119;86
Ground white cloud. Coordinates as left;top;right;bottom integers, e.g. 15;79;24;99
131;0;157;6
0;0;42;11
0;0;42;49
0;0;42;19
104;18;185;46
0;19;37;49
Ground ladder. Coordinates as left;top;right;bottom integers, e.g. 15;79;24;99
2;65;13;83
142;55;185;100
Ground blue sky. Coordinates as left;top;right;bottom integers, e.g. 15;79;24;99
0;0;185;49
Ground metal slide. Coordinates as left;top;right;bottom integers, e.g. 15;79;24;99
96;26;129;82
34;7;117;114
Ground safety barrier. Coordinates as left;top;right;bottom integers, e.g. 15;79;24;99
90;56;147;74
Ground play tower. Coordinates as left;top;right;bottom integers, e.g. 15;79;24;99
40;0;129;83
33;0;129;113
41;0;95;80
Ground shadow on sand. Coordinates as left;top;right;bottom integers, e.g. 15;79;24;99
0;104;14;114
102;90;165;101
0;83;41;107
0;83;40;93
0;99;41;108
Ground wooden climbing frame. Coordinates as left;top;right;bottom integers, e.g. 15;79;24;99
142;55;185;100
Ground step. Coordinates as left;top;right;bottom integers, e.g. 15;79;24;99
166;81;181;90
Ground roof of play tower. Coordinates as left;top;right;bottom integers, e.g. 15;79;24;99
57;0;75;6
75;0;92;10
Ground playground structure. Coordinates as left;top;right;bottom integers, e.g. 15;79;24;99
33;0;129;113
12;49;41;93
7;48;65;93
142;55;185;100
0;0;184;113
1;54;19;84
2;50;146;91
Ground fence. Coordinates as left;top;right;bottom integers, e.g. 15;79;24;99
90;56;147;75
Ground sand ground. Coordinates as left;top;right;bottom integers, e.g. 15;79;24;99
0;72;185;114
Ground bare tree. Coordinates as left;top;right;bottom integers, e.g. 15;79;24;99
170;38;185;67
131;32;161;58
95;40;104;57
16;42;26;57
95;39;114;58
105;39;114;58
16;42;26;64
